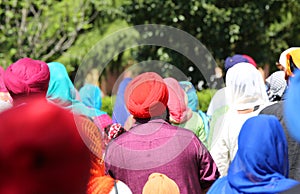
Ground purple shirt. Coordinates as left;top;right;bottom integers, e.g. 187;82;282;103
105;119;219;194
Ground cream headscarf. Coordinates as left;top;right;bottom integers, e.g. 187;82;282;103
225;62;269;111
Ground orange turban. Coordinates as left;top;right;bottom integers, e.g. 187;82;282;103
286;48;300;76
142;173;180;194
125;72;168;119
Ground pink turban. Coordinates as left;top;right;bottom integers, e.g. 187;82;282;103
125;72;169;119
0;97;90;194
164;77;192;124
0;66;8;92
4;58;50;98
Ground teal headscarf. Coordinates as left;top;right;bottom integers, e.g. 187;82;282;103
79;84;106;116
179;81;199;112
46;62;105;118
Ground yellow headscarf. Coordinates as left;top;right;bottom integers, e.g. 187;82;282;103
286;48;300;76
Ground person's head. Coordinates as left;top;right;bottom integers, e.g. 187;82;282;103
225;62;269;111
79;84;103;110
0;97;91;194
285;48;300;78
179;81;199;112
278;47;299;70
4;58;50;101
227;115;293;193
142;173;180;194
265;71;287;102
224;54;257;73
0;66;8;93
0;66;12;111
124;72;169;120
164;77;192;124
46;62;76;102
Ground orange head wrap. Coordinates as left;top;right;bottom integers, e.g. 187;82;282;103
125;72;168;119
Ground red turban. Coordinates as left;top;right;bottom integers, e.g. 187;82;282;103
4;58;50;99
125;72;169;119
0;97;90;194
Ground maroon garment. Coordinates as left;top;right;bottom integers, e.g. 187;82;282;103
0;97;90;194
105;119;219;194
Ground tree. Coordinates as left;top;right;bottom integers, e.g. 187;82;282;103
122;0;300;84
0;0;102;67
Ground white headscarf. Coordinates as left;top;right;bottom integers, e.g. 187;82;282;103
226;62;269;111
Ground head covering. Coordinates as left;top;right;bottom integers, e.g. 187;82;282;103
4;58;50;99
224;54;248;71
79;84;106;115
286;48;300;77
0;97;91;194
279;47;300;69
225;62;269;110
125;72;168;119
179;81;199;112
112;77;132;125
208;115;299;194
94;114;113;131
0;66;13;108
242;54;257;67
224;54;257;72
142;173;180;194
47;62;105;118
79;84;102;109
285;70;300;142
164;77;192;124
0;66;8;92
88;153;132;194
266;71;287;101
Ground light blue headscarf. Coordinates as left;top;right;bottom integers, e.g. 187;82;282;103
208;115;299;194
46;62;104;118
79;84;106;116
179;81;199;112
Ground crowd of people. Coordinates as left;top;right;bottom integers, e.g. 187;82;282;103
0;47;300;193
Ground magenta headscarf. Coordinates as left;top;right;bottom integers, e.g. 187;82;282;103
4;58;50;98
164;77;192;124
0;66;8;92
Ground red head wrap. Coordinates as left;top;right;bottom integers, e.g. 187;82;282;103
125;72;168;119
0;97;90;194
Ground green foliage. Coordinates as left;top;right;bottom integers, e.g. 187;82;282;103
101;95;116;117
0;0;119;67
197;89;216;112
122;0;300;76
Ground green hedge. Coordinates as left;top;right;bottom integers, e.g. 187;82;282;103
101;95;115;117
101;89;216;116
197;89;216;112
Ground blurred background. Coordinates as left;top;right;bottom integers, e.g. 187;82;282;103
1;0;299;113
